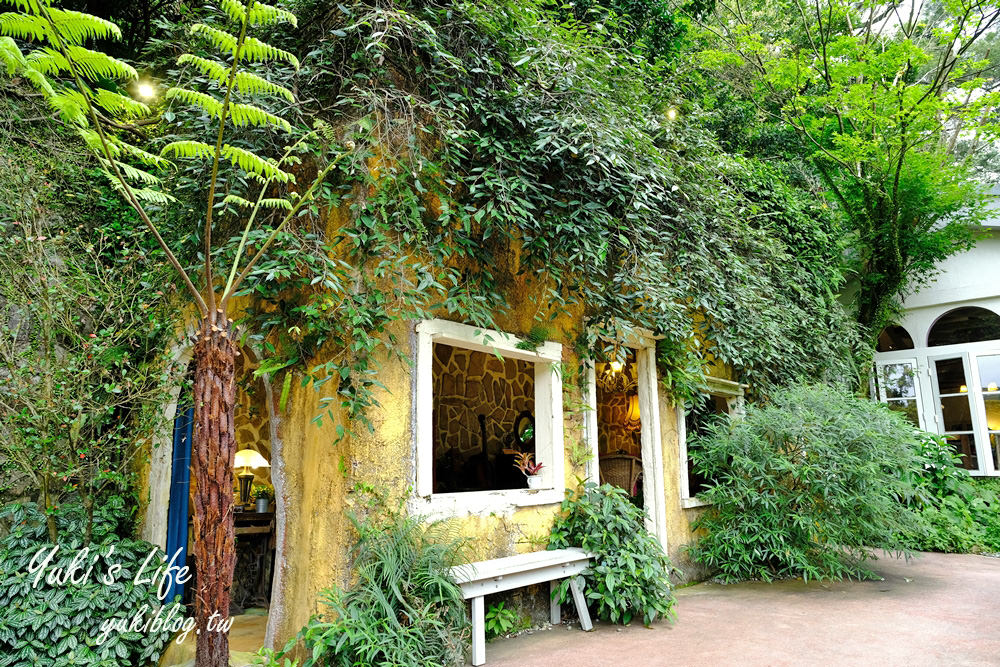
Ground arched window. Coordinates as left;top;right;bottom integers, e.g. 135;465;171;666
928;307;1000;347
877;325;915;352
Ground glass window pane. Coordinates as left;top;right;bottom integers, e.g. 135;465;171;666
991;433;999;471
985;396;1000;432
881;363;916;399
940;396;974;431
877;326;915;352
928;307;1000;346
886;399;919;426
935;358;968;395
945;434;979;470
978;355;1000;393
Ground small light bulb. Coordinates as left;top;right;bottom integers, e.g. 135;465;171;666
960;384;968;393
988;382;999;392
609;360;623;373
137;82;155;100
665;106;679;121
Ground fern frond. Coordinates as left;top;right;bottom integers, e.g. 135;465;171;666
25;47;67;74
4;1;46;12
64;45;136;81
131;187;176;204
222;194;253;208
94;89;150;118
0;12;50;41
223;194;293;210
221;144;294;183
228;101;291;132
248;2;297;27
189;23;238;55
234;70;293;101
46;88;88;126
47;8;121;44
257;197;292;210
99;157;161;185
218;0;246;25
176;54;293;100
165;86;222;117
176;53;228;83
160;139;216;160
0;35;25;74
241;36;298;68
111;136;172;168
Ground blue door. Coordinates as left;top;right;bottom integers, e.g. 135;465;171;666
164;405;193;603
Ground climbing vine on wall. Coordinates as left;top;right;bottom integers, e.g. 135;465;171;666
139;0;863;435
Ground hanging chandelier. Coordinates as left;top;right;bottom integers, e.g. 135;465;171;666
597;359;638;394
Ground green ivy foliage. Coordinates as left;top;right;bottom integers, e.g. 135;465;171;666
549;482;677;626
687;384;919;582
0;501;173;667
168;0;863;429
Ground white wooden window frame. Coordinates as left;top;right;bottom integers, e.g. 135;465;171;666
679;377;745;509
411;319;565;516
582;333;668;550
928;351;990;475
874;338;1000;476
874;358;926;430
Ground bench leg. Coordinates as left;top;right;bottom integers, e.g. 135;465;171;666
550;580;561;625
471;595;486;666
568;576;593;631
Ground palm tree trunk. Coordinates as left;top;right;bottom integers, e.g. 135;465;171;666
191;310;238;667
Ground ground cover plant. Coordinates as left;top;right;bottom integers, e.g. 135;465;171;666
0;501;173;667
687;384;919;582
260;499;468;667
549;482;677;626
898;433;1000;554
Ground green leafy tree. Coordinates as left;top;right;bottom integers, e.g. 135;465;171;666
695;0;1000;344
1;2;344;664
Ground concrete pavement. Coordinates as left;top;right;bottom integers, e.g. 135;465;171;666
484;552;1000;666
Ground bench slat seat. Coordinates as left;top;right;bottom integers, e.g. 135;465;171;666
449;547;594;665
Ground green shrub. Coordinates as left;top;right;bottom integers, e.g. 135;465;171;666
0;501;173;667
549;482;677;626
270;502;468;667
687;384;919;582
484;601;526;640
901;476;1000;554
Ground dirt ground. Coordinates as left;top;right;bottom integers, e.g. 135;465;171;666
484;551;1000;666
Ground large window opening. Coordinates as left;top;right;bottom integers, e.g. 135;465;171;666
932;356;979;470
679;378;743;505
874;361;922;427
431;344;535;493
595;349;643;503
928;307;1000;347
877;325;915;352
979;354;1000;470
413;319;564;512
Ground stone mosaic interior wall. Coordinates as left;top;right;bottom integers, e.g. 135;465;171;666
432;343;534;492
234;355;272;487
594;357;642;457
595;383;641;457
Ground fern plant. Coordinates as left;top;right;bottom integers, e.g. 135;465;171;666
1;2;347;666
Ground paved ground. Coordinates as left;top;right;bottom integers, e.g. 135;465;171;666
485;552;1000;667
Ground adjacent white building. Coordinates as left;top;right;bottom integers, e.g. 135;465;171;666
873;203;1000;475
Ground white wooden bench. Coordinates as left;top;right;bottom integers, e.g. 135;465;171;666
449;547;594;666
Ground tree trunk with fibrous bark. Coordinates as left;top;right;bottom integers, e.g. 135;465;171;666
191;310;238;667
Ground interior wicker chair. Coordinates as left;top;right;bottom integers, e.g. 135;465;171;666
599;454;643;496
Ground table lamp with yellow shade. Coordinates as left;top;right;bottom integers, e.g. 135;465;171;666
235;448;270;507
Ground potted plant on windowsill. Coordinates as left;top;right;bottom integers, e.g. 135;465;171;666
252;484;274;513
514;453;544;489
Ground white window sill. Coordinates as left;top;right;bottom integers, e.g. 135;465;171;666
681;496;712;509
409;488;564;519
